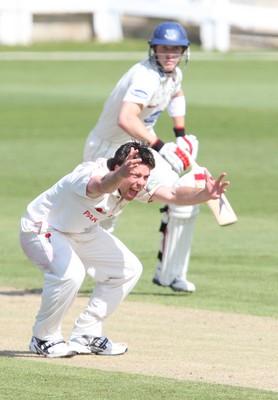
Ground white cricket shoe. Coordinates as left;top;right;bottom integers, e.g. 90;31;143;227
29;336;76;358
170;278;196;292
68;335;128;356
153;274;196;293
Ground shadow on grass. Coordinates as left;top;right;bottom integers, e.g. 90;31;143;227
0;288;192;298
0;289;42;296
129;291;192;297
0;350;34;358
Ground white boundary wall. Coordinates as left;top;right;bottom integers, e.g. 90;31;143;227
0;0;277;51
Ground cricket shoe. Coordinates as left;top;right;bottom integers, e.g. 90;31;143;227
68;335;128;356
29;336;77;358
152;275;196;293
170;278;196;292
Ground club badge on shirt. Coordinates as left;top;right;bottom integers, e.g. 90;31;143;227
145;178;161;193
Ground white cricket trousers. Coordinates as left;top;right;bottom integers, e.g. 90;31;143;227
19;223;142;341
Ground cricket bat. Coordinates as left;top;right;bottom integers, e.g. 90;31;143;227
206;195;238;226
185;151;238;226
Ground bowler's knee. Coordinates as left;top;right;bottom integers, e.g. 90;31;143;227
126;256;143;282
62;266;86;292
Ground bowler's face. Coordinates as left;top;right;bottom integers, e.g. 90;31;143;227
118;164;151;201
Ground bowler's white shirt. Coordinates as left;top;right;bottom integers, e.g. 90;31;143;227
23;159;161;234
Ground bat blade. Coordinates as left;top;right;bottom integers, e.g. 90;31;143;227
207;194;238;226
183;148;238;226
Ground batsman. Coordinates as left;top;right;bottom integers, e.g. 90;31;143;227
84;21;200;292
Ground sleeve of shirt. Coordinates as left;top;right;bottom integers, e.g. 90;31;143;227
136;177;163;203
69;160;108;197
122;68;158;106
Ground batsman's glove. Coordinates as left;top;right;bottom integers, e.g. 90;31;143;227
151;139;190;174
174;128;199;160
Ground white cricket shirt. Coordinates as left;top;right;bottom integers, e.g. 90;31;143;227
23;159;161;234
90;59;183;144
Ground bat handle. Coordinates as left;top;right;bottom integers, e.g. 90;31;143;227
185;150;213;177
184;150;208;188
185;149;199;169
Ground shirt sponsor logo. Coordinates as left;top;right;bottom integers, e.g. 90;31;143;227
83;210;98;223
130;89;148;99
144;110;162;125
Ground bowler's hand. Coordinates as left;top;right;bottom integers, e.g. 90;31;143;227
205;170;230;199
118;147;142;178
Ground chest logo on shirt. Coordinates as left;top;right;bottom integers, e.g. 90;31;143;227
130;89;148;99
83;210;98;223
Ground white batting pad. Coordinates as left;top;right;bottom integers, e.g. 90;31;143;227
158;205;198;286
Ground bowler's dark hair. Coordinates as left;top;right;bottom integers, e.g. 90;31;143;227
107;141;155;171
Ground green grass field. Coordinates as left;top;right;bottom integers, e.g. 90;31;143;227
0;42;277;399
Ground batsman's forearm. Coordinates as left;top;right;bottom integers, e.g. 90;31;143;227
125;123;157;146
118;114;157;146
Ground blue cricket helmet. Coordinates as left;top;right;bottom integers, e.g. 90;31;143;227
149;22;190;48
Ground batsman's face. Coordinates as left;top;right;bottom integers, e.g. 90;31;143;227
119;164;151;201
155;45;184;72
